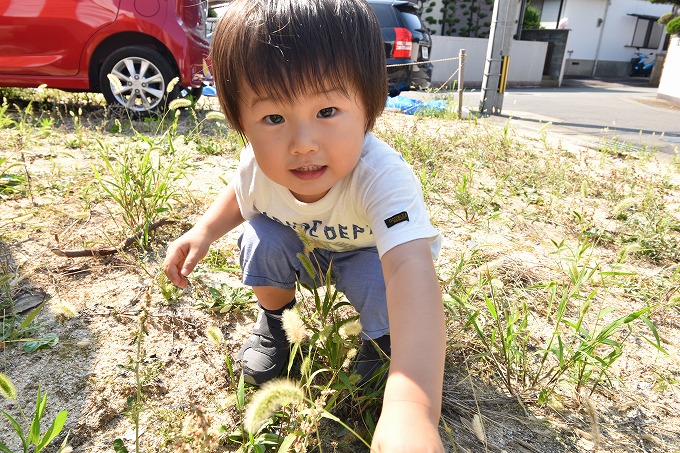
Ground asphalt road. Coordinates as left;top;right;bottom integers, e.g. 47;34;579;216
465;77;680;157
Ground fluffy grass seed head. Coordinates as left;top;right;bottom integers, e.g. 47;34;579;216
295;225;316;256
166;76;179;93
297;252;317;280
282;308;307;344
106;73;123;93
169;98;192;110
613;197;637;217
244;379;304;434
205;325;224;346
205;111;226;121
338;319;362;339
0;373;17;400
52;301;78;322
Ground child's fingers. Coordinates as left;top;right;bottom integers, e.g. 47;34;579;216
180;249;205;277
164;258;188;288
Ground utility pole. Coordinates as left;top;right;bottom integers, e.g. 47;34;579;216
479;0;522;115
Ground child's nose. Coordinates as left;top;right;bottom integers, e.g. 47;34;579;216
289;123;318;155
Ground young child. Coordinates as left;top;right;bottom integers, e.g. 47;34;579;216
163;0;445;450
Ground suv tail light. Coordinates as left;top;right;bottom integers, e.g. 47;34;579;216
392;27;413;59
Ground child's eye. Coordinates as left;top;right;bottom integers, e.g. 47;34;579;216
265;114;285;124
318;107;336;118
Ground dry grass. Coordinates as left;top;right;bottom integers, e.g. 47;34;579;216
0;90;679;452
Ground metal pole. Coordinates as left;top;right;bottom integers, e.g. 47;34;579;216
458;49;466;117
479;0;522;115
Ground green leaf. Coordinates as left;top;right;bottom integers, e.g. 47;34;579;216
19;303;44;331
0;441;14;453
236;372;245;410
112;438;129;453
640;315;668;354
276;433;297;453
35;410;67;452
1;409;26;446
484;295;497;320
29;390;47;444
22;333;59;353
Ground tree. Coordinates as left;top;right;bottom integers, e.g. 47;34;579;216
523;4;541;30
421;0;494;37
648;0;680;34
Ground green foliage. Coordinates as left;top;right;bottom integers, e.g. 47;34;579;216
666;15;680;34
446;234;665;401
224;253;377;452
0;156;25;198
198;284;255;313
0;379;69;453
523;4;542;29
93;137;187;246
0;98;16;129
658;12;675;25
424;0;494;37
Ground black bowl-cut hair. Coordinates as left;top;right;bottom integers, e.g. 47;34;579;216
210;0;387;133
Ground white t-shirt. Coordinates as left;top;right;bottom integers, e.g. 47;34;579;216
234;133;441;259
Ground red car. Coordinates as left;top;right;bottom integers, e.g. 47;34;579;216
0;0;211;114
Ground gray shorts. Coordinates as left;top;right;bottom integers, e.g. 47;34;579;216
238;214;389;340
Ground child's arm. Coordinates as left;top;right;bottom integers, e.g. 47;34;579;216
163;182;245;288
372;238;446;452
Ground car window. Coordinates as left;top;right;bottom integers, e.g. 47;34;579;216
400;12;422;32
369;4;401;28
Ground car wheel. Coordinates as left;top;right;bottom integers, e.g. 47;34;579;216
100;46;179;115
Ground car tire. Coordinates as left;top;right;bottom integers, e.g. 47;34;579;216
190;86;203;103
100;46;179;115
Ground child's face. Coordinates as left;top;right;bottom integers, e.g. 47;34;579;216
237;84;368;203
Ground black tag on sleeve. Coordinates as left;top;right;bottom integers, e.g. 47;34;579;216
384;211;409;228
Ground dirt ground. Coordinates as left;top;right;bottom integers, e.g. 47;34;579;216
1;96;679;453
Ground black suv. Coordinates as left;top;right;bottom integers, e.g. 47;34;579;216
367;0;433;96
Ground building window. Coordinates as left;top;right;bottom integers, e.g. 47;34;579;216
629;14;664;49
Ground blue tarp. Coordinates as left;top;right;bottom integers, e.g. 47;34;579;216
202;85;217;96
385;95;447;115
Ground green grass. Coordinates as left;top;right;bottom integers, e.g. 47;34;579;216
0;87;679;452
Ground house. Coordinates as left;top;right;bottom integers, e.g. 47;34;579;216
532;0;673;77
425;0;672;78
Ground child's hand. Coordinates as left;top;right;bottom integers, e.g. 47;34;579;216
370;401;444;453
163;227;212;289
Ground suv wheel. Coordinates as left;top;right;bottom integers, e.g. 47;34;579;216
100;46;180;115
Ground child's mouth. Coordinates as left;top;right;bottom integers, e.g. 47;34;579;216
291;165;326;180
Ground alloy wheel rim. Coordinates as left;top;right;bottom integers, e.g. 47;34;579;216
108;57;166;112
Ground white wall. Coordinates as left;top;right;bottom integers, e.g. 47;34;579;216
595;0;670;61
431;35;547;86
658;36;680;104
557;0;608;60
543;0;672;62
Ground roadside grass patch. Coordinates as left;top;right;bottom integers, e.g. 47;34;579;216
0;89;678;452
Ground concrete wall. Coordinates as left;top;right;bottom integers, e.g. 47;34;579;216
658;36;680;105
431;35;547;88
521;29;570;83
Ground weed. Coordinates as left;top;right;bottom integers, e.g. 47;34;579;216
223;250;377;452
113;295;151;453
199;285;255;313
0;374;69;453
0;267;58;353
447;234;666;401
93;138;188;246
0;98;16;129
0;156;25;198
